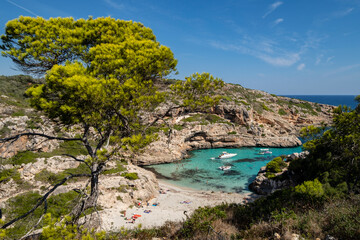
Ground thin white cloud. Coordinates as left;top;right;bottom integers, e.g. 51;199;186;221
103;0;125;10
263;1;283;19
273;18;284;26
327;56;335;63
6;0;38;17
297;63;305;71
259;53;300;66
209;40;300;67
335;8;354;17
208;31;323;67
318;7;355;24
324;63;360;76
315;54;323;65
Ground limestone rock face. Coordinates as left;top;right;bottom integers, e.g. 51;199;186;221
249;171;292;195
249;151;309;195
136;101;329;165
98;165;159;209
0;114;59;158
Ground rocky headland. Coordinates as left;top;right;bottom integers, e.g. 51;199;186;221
135;84;333;165
249;152;309;195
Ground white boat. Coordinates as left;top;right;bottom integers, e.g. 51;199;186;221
219;166;231;171
217;152;237;159
258;149;272;155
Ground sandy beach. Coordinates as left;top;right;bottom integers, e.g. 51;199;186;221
99;180;259;231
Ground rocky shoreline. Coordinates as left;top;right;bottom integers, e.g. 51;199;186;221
249;152;309;195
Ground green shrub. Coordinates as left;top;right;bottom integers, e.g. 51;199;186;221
227;131;237;135
266;157;286;173
222;96;232;102
9;151;39;165
182;114;203;123
323;196;360;239
41;214;106;240
173;124;184;131
178;205;226;239
239;100;250;106
122;172;138;180
35;164;90;184
34;169;60;184
182;114;231;126
205;114;231;125
26;116;43;129
262;103;270;111
0;122;15;137
11;109;26;117
0;169;20;183
265;172;276;179
278;108;287;116
295;179;324;199
103;162;127;175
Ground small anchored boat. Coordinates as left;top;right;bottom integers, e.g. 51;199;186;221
218;165;231;171
257;149;272;155
217;152;237;159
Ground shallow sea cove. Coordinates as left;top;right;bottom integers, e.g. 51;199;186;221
145;146;302;193
145;95;357;193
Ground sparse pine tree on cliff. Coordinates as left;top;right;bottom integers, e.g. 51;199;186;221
0;16;223;230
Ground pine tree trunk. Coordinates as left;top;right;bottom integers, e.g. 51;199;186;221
70;168;100;223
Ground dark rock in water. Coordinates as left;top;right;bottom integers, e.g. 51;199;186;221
171;168;208;180
144;167;174;180
232;186;243;193
222;170;241;176
223;163;234;166
192;178;202;183
254;156;266;160
254;156;273;161
233;158;257;163
212;184;226;190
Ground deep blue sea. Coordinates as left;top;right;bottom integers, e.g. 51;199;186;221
146;95;358;193
283;95;358;109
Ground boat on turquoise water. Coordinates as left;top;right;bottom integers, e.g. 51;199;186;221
257;149;272;155
217;152;238;159
218;165;231;171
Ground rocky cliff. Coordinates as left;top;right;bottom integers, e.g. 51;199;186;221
135;84;333;165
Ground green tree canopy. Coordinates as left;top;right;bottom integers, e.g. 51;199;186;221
1;16;175;75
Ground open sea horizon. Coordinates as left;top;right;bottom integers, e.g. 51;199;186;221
282;95;358;109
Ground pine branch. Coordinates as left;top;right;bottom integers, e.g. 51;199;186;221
1;173;90;229
0;132;82;143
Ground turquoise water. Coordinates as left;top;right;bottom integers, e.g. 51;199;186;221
145;146;302;193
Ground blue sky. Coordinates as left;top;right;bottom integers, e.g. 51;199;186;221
1;0;359;95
